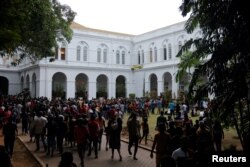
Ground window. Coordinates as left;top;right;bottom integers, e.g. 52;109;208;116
97;48;101;62
103;49;107;63
138;51;141;64
150;48;153;62
168;44;172;59
61;48;65;60
77;46;81;61
116;51;120;64
83;46;87;61
142;50;144;63
122;51;125;64
154;47;157;62
163;45;167;60
178;41;182;51
61;42;66;60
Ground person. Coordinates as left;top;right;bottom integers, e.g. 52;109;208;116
58;151;77;167
156;111;167;130
150;124;171;167
45;114;57;157
2;116;18;158
212;120;224;151
0;145;12;167
96;112;106;151
74;118;89;167
172;137;191;167
87;114;100;159
108;112;123;161
168;100;175;117
139;117;149;145
56;115;67;155
33;111;47;152
127;112;140;160
196;121;214;153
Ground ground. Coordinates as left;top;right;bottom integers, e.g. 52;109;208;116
0;129;41;167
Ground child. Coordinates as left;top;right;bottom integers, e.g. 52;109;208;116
139;117;149;145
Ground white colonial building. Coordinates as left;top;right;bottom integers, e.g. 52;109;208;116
0;21;202;99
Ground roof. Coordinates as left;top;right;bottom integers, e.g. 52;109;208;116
70;22;135;37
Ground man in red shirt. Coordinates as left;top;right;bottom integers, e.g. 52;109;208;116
87;114;100;159
74;118;89;167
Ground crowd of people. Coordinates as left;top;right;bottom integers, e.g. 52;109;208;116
0;95;227;167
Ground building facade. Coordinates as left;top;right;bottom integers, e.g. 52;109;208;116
0;21;202;99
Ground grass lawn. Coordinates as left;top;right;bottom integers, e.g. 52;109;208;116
121;109;242;150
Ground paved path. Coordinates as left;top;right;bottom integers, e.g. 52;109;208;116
18;134;155;167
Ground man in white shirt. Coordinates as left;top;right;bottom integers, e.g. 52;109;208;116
172;137;189;167
33;111;47;151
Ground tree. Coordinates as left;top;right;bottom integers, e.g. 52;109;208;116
0;0;76;64
177;0;250;152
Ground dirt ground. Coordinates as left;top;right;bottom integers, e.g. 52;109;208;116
0;129;41;167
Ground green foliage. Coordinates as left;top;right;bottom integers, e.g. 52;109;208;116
129;93;136;99
0;0;76;63
178;0;250;151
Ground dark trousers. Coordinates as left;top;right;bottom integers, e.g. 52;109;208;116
77;143;87;166
4;136;15;157
57;136;64;154
128;135;139;157
88;138;98;157
35;133;46;151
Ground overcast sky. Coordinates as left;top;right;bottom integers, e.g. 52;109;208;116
59;0;188;35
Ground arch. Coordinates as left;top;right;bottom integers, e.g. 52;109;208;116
0;76;9;95
149;73;158;97
26;75;30;89
163;72;172;93
75;73;88;99
96;74;108;98
52;72;67;99
116;75;126;98
31;73;36;98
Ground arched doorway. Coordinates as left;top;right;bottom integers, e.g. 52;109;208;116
0;76;9;96
150;73;158;98
116;75;126;98
52;72;67;99
75;73;88;99
163;72;172;99
96;74;108;98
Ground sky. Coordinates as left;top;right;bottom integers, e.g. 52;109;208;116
59;0;188;35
